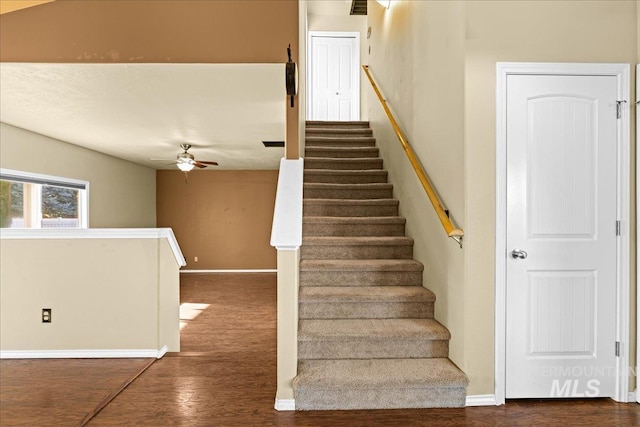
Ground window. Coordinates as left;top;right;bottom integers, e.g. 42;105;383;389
0;169;88;229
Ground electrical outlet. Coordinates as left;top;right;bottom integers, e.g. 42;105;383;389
194;256;198;262
42;308;52;323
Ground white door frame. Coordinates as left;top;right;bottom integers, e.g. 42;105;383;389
495;62;631;405
636;63;640;404
306;31;360;121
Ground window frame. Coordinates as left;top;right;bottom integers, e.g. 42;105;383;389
0;168;89;229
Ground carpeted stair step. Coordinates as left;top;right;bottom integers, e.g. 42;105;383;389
306;120;370;128
300;259;424;287
294;358;469;410
304;199;399;217
306;136;377;147
304;157;383;170
305;146;380;159
299;286;435;319
301;236;414;260
304;183;393;200
306;127;373;137
297;120;468;409
298;318;450;359
304;169;388;184
303;217;406;237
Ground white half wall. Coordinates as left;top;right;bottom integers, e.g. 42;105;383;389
0;229;184;356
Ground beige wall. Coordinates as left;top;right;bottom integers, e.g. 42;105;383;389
465;0;637;395
367;0;467;376
157;170;278;270
0;1;301;158
0;236;181;352
0;123;156;228
368;0;637;395
0;0;298;64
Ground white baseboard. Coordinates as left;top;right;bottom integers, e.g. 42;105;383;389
1;348;168;359
181;269;277;273
156;345;169;359
466;393;638;406
274;398;295;411
466;394;498;406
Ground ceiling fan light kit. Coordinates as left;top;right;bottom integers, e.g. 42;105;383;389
177;144;196;172
151;143;218;182
177;162;195;172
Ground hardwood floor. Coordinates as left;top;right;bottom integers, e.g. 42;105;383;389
0;358;153;426
1;273;638;426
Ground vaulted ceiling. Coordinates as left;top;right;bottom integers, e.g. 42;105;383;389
0;1;299;170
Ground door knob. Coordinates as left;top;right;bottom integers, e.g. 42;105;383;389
511;249;528;260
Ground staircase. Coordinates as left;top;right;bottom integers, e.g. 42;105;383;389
293;121;468;410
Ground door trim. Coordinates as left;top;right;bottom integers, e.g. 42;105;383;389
306;31;360;121
495;62;630;405
636;63;639;405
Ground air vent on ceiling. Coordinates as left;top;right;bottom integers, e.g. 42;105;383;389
350;0;367;15
263;141;285;147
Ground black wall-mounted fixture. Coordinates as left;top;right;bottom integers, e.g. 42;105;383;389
263;141;285;148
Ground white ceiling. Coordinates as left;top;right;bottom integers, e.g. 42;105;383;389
0;63;286;170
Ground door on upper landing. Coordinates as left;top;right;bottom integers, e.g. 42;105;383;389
308;32;360;121
505;73;619;399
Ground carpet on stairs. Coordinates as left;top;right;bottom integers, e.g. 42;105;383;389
294;120;468;410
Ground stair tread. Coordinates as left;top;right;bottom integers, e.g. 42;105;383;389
305;157;381;162
303;216;405;224
305;146;378;152
304;198;398;206
303;236;413;246
305;169;386;175
305;182;392;188
295;358;468;389
300;286;435;303
306;127;372;134
300;259;424;272
299;318;450;341
306;121;370;127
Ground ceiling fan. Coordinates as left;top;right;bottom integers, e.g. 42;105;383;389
154;143;218;172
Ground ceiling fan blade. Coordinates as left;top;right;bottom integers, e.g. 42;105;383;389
193;162;208;168
196;161;219;166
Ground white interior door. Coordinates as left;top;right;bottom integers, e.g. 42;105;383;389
505;74;619;398
308;32;359;121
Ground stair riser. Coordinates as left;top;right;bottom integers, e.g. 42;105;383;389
304;187;393;200
304;173;388;184
298;340;449;360
305;148;380;159
306;139;376;148
299;302;433;319
304;160;383;170
301;245;413;260
303;222;405;237
306;121;370;128
300;271;424;287
295;387;467;410
306;129;373;137
304;204;398;217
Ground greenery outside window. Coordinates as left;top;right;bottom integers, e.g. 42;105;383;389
0;169;89;229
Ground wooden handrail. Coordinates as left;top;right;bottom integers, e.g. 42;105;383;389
363;65;464;247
